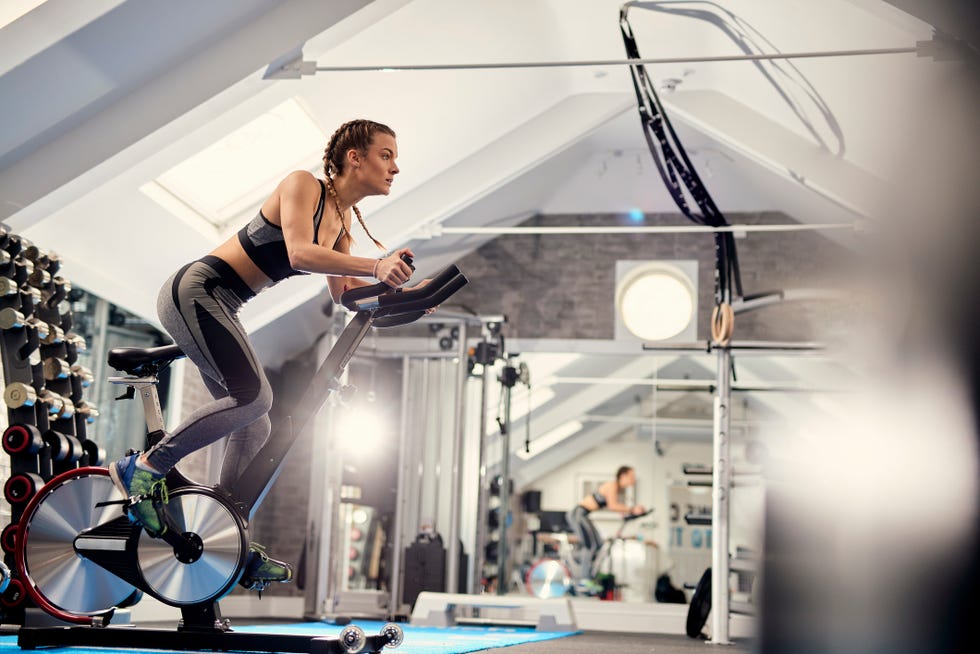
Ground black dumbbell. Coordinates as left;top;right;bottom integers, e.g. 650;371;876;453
0;577;25;610
1;523;18;555
81;439;107;466
41;429;72;462
2;422;44;456
4;471;44;505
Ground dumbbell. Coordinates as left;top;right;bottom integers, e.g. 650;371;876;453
45;251;62;275
0;276;18;296
81;439;107;466
21;284;41;306
20;240;40;261
0;307;25;330
2;232;22;255
76;400;99;423
0;250;10;267
57;397;76;420
43;356;70;381
71;364;94;388
2;422;44;456
4;471;45;505
26;316;50;342
53;276;71;293
0;577;25;610
39;323;64;345
37;389;65;416
42;429;81;463
67;333;87;353
1;523;18;556
13;256;34;277
3;382;37;408
27;267;51;287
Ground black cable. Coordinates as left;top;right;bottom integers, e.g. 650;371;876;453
620;4;743;304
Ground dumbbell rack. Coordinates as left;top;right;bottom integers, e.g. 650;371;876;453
0;224;104;626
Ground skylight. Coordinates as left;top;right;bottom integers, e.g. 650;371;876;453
0;0;48;30
147;97;326;231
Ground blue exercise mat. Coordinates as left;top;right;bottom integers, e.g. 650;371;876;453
1;620;577;654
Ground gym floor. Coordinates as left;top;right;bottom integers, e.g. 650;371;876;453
483;632;755;653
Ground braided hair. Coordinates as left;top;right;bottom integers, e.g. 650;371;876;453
321;119;395;251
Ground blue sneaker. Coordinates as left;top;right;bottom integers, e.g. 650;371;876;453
239;543;293;592
109;453;169;537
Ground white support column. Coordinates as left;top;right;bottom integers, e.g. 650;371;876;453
710;346;732;645
445;323;468;593
388;355;412;617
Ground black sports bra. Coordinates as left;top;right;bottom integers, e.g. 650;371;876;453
237;180;345;283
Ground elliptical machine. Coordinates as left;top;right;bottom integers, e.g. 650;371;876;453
14;259;467;653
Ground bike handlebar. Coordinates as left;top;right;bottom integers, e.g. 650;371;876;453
623;509;654;522
340;261;467;315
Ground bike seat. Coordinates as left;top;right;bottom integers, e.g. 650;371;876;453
107;344;185;375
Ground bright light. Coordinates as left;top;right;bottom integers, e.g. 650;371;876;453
335;408;388;456
149;97;326;229
627;208;645;222
617;264;695;341
516;420;583;460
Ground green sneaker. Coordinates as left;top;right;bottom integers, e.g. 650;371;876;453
240;543;293;592
109;453;169;537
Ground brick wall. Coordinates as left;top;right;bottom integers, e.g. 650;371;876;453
448;211;859;343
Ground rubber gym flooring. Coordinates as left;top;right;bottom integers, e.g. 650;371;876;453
482;632;756;653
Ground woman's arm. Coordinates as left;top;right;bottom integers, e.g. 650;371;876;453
600;481;634;514
279;171;413;286
600;481;646;515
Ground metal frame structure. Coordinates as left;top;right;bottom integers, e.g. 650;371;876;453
644;339;824;644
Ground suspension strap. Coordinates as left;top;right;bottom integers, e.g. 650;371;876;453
619;4;744;308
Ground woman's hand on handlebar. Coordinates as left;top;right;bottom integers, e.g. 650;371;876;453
631;505;647;516
374;248;414;287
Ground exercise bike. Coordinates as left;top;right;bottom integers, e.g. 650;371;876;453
525;509;652;599
14;258;467;653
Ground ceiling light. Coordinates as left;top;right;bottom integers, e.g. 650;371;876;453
615;261;697;342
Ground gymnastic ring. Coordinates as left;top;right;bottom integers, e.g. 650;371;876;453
711;303;734;345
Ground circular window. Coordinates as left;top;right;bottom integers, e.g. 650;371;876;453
617;264;696;341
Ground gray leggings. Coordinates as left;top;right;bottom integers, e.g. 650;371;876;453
566;505;603;580
144;256;273;489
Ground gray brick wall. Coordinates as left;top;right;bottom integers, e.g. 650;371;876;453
449;212;858;343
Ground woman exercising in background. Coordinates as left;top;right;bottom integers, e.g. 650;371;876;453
566;466;646;583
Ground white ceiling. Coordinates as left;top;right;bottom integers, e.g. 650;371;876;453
0;0;953;475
